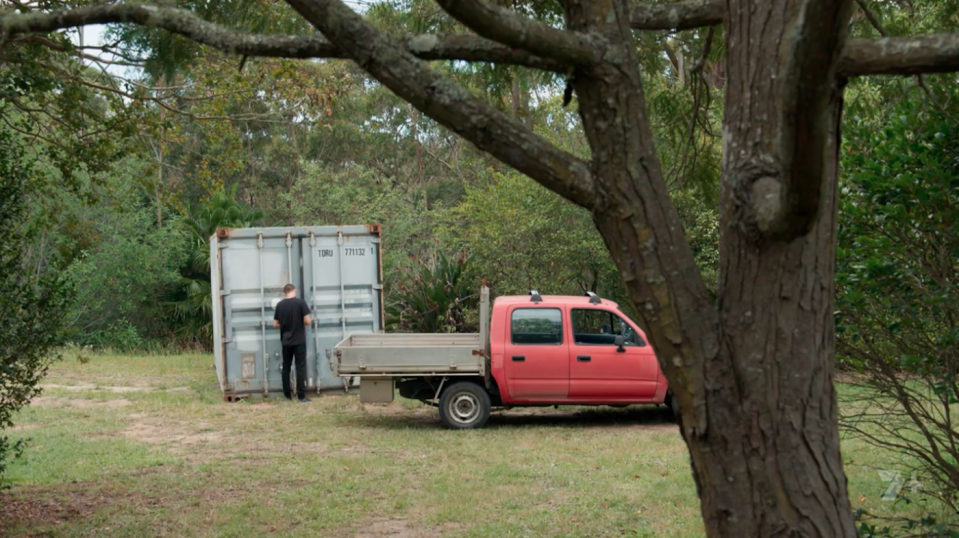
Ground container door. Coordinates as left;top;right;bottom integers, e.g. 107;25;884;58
219;231;302;395
303;229;383;391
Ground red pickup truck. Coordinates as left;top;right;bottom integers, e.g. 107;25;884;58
334;288;672;429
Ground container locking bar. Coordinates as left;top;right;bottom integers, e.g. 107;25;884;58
258;233;269;396
309;232;320;393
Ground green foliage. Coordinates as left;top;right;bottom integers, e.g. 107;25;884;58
64;202;188;350
280;161;450;288
0;3;142;184
107;0;312;81
837;89;959;522
856;507;959;538
386;253;476;333
672;190;720;296
0;121;71;487
447;172;623;300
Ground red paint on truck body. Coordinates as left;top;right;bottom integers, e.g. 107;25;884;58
488;295;668;406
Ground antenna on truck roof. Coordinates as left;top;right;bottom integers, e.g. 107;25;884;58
585;291;602;305
529;290;543;303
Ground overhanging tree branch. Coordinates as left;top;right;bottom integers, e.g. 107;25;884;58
838;34;959;77
434;0;603;67
8;2;959;80
629;0;724;31
283;0;597;208
0;4;568;72
401;34;567;72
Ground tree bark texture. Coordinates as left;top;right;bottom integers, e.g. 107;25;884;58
696;91;852;537
564;0;856;536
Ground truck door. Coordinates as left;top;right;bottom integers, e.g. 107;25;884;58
502;306;569;400
568;308;659;400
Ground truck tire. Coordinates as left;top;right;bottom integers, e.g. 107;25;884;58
438;382;491;429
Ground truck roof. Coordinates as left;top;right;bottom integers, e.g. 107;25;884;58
493;294;621;309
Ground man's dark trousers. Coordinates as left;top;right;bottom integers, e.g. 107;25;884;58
282;343;307;400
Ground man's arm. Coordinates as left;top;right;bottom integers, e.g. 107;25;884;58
273;320;280;329
302;300;312;328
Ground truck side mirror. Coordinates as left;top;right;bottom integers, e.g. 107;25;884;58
614;335;626;352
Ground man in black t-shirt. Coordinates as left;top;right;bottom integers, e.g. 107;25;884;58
273;283;312;402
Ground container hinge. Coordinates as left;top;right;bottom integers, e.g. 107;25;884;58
220;289;232;296
218;243;229;249
372;284;383;290
370;237;381;244
358;356;366;370
222;337;233;343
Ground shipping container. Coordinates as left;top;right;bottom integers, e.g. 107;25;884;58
210;225;384;401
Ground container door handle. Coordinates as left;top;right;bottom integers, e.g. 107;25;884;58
511;356;525;362
577;355;592;362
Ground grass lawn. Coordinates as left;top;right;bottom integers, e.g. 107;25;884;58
0;353;927;537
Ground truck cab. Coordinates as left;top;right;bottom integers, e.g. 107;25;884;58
490;292;668;406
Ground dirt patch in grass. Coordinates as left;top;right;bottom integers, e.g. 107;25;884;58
0;475;266;537
350;518;460;538
1;492;96;531
31;397;132;409
353;518;416;538
8;423;38;432
362;403;432;417
0;483;142;534
333;444;373;457
244;402;278;409
122;420;224;448
41;383;191;394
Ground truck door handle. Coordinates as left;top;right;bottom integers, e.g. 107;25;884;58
577;356;591;362
512;356;525;362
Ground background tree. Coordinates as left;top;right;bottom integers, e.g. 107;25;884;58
837;87;959;529
0;120;71;487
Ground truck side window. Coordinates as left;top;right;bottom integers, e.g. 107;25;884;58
511;308;563;345
571;309;646;347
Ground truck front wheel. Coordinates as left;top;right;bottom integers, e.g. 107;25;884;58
438;382;491;429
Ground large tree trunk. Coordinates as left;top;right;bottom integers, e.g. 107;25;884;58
686;93;853;537
566;0;856;536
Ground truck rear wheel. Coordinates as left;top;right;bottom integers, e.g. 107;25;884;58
438;382;490;429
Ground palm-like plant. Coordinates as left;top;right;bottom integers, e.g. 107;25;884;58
172;185;264;345
386;253;476;333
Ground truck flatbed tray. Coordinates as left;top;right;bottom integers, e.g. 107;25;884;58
334;333;484;376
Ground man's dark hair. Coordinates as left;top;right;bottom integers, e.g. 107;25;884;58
283;284;296;294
